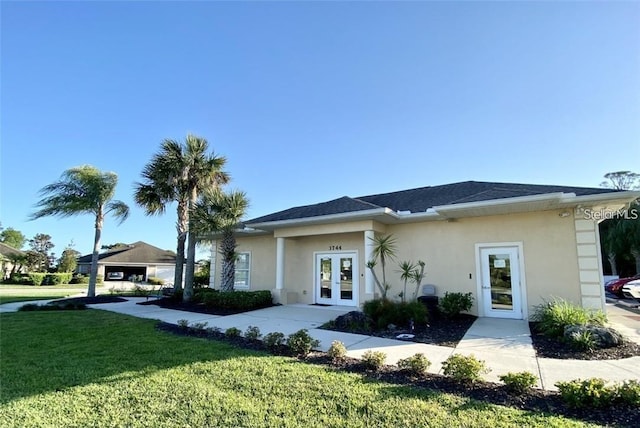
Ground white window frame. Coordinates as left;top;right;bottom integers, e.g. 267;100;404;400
234;251;251;289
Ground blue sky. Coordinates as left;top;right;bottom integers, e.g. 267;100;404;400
1;1;639;260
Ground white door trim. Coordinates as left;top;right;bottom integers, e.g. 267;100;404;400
314;251;359;307
474;242;528;320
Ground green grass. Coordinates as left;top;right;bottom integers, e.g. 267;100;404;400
0;284;91;304
0;310;596;427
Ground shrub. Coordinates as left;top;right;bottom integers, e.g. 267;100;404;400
616;380;640;406
28;273;47;286
287;329;320;358
47;273;73;285
225;327;242;338
327;340;347;363
442;354;489;383
70;274;89;284
206;326;222;335
362;298;427;329
197;290;273;310
177;319;190;330
244;326;262;341
361;350;386;371
555;378;615;409
263;332;286;352
499;371;538;394
397;353;431;376
532;298;606;338
439;292;474;318
147;277;165;286
191;322;208;331
569;329;596;351
194;273;209;287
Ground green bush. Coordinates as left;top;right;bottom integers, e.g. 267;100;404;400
194;273;209;287
27;273;47;286
499;371;538;394
569;329;596;351
263;332;286;352
616;380;640;406
439;292;474;318
244;326;262;340
46;273;73;285
286;329;320;358
196;290;272;311
442;354;489;383
362;298;427;329
225;327;242;338
361;350;386;371
177;319;190;329
555;378;615;409
70;274;89;284
327;340;347;363
532;298;606;338
555;379;640;409
397;353;431;376
147;277;165;286
190;322;208;331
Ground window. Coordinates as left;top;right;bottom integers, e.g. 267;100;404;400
235;252;251;289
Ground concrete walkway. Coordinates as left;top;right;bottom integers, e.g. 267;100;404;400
2;297;639;391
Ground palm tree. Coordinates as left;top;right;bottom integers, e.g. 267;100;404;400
397;261;416;303
366;234;397;299
30;165;129;297
134;135;228;301
192;188;249;292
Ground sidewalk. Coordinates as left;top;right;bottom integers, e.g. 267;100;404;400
2;297;640;391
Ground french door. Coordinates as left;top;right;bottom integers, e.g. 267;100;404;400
315;252;358;306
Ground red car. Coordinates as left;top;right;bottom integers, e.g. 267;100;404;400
605;274;640;297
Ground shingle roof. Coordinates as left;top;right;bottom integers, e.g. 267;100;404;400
0;242;26;258
246;180;618;224
77;241;176;265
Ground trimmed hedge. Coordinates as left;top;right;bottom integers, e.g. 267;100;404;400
194;289;273;310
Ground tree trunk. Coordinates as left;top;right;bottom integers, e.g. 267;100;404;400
183;188;199;302
607;252;618;276
89;214;103;298
183;228;197;302
173;200;188;292
219;231;236;292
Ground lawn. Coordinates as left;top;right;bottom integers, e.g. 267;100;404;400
0;284;90;304
0;310;596;428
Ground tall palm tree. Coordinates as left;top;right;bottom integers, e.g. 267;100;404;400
134;134;228;301
192;188;249;292
30;165;129;297
366;234;397;299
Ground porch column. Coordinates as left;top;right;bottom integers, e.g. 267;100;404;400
364;230;375;297
272;237;288;304
208;241;217;289
276;237;285;290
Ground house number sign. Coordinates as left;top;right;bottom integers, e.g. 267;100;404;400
329;245;342;250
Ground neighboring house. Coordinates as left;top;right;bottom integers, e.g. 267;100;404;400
0;242;27;279
77;241;177;283
208;181;640;320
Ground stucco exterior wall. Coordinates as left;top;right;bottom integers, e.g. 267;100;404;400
218;209;602;318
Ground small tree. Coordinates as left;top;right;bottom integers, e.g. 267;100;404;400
28;233;55;271
57;247;80;273
366;234;397;299
0;228;26;250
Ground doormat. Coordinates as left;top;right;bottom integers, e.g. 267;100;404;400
311;303;332;307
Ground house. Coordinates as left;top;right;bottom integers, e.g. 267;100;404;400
207;181;640;320
77;241;177;283
0;242;27;279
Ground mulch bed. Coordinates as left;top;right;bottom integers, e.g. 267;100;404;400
137;297;277;316
54;295;128;304
156;321;640;427
321;314;477;348
529;322;640;360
